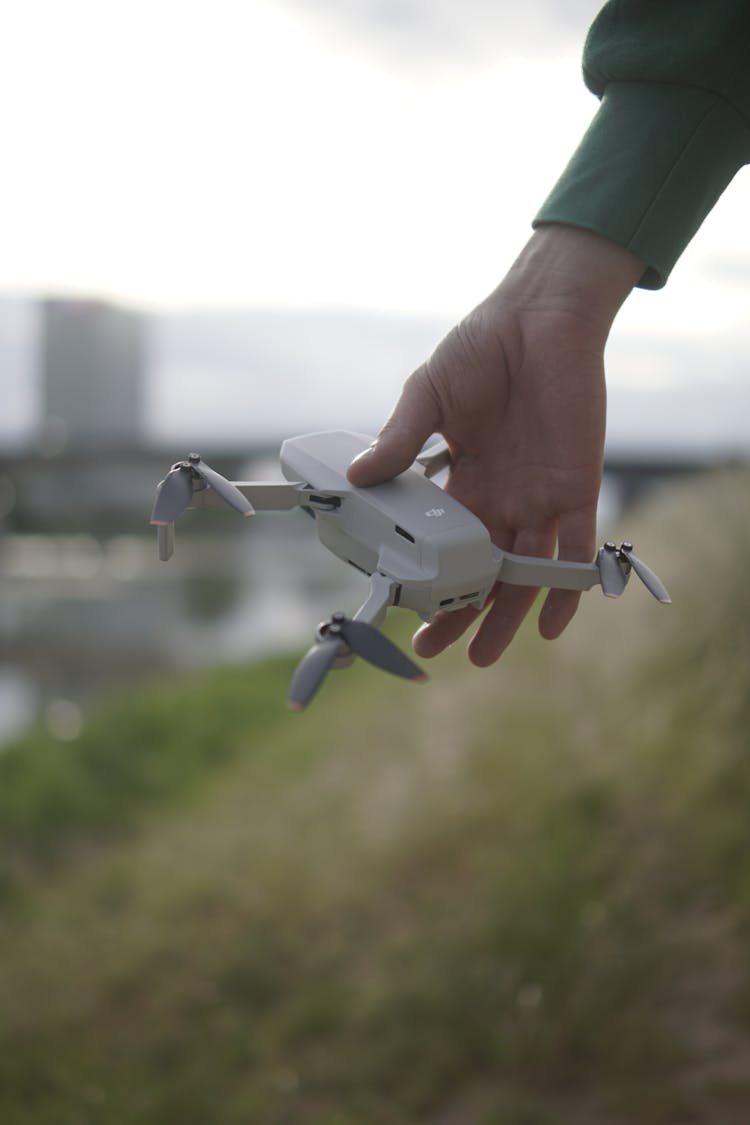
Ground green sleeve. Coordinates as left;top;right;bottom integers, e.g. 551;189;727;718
533;0;750;288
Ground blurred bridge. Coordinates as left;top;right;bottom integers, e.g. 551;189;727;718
603;450;733;511
0;443;736;534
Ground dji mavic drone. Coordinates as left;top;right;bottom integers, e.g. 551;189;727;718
150;431;670;710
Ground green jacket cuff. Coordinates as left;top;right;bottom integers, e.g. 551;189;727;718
533;81;750;288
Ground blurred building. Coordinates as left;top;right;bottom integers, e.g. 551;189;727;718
39;298;145;453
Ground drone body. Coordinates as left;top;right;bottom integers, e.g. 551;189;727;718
150;430;670;709
281;431;499;622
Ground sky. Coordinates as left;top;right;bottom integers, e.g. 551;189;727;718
1;0;749;450
1;0;602;312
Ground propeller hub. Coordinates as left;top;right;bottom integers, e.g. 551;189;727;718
188;452;201;464
289;608;426;710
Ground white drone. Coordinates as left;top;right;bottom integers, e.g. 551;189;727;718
150;430;671;710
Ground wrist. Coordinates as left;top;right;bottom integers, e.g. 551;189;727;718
504;223;646;337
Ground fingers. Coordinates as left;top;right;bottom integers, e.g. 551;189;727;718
467;585;540;667
415;525;560;667
466;524;555;666
413;604;482;658
538;589;582;641
346;366;441;488
415;579;538;667
538;506;598;640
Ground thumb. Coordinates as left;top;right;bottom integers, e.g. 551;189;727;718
347;368;441;487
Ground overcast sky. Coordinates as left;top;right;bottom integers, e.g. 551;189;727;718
1;0;749;450
1;0;603;311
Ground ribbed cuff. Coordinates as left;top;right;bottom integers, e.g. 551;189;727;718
533;81;750;288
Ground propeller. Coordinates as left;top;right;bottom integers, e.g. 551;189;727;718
619;542;672;604
288;612;427;711
288;634;344;712
150;463;194;525
150;453;254;525
597;541;628;598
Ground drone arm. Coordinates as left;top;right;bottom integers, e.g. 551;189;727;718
493;546;601;592
153;481;345;562
189;482;346;512
415;440;452;479
352;572;398;629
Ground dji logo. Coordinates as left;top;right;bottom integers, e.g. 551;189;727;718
425;508;446;518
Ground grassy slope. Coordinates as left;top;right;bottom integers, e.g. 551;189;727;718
1;468;750;1124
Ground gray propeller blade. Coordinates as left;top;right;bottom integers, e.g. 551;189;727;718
157;523;175;562
150;465;194;524
150;453;254;526
340;618;427;682
188;454;255;517
288;636;343;711
619;543;672;604
288;613;427;711
597;542;627;598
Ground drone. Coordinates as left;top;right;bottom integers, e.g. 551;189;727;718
150;430;671;710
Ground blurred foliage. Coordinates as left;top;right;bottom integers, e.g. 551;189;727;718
0;656;297;893
181;571;244;621
0;469;749;1123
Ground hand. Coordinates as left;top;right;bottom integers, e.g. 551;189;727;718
347;224;645;666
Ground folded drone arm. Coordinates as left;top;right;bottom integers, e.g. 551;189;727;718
153;480;347;562
415;440;452;480
493;546;602;592
352;572;398;629
189;481;346;512
494;543;671;604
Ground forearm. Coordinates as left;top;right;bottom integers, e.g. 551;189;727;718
535;0;750;288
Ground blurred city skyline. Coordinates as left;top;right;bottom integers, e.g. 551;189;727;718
1;293;749;456
0;295;449;450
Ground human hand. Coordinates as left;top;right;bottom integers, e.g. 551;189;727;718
347;224;645;666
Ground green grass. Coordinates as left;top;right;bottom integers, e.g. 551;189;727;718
0;654;302;895
1;467;750;1123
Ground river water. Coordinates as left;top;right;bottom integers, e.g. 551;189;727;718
0;512;364;746
0;477;623;747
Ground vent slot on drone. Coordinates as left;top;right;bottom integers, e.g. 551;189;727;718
395;525;416;544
